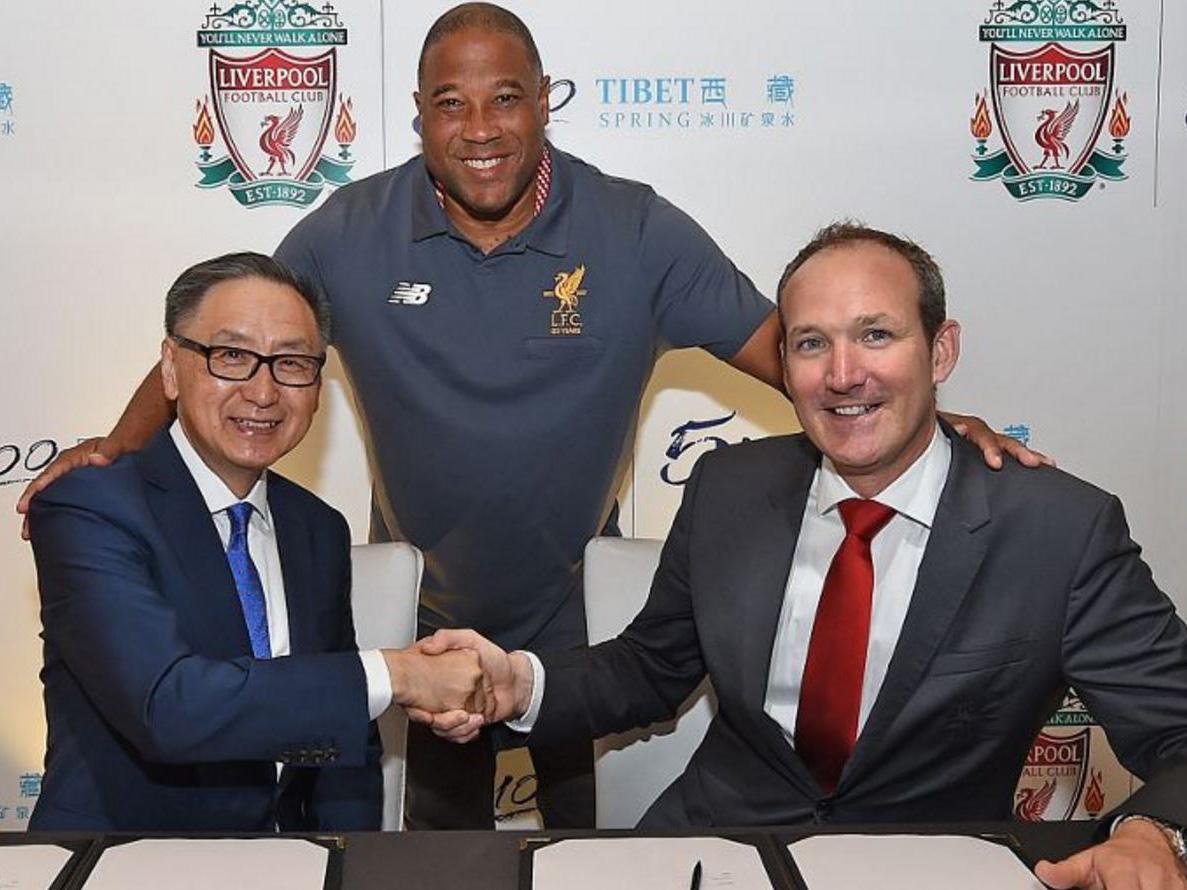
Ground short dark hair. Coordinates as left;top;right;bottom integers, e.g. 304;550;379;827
418;3;543;86
164;252;330;345
777;222;946;344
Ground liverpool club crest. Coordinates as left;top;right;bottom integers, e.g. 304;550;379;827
971;0;1130;202
191;0;357;208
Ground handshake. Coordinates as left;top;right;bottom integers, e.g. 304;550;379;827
381;630;533;743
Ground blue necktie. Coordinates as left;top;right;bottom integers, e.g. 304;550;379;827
226;502;271;659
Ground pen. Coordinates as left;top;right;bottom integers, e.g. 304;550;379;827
689;859;702;890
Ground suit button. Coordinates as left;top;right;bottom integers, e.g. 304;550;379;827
815;801;833;822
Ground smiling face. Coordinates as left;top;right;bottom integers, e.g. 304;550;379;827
780;241;960;497
161;276;322;497
415;26;549;238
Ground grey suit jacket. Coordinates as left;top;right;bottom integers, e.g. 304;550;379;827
532;426;1187;828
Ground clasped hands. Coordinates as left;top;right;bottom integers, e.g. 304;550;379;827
383;630;531;743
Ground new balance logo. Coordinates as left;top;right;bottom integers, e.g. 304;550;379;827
388;282;432;305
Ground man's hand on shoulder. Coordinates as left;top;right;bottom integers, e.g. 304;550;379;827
940;410;1053;471
1036;818;1187;890
16;437;122;539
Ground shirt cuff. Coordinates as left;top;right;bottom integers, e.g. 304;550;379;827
504;650;544;733
358;650;393;721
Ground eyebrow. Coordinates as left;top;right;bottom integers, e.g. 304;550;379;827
430;78;526;98
208;330;319;353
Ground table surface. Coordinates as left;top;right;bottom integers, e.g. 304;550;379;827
7;821;1101;889
337;821;1100;889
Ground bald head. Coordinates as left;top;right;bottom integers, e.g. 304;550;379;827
418;3;542;86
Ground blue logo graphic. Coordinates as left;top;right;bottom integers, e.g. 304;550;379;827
661;412;749;485
19;773;42;799
1002;423;1031;447
595;74;796;131
0;81;14;137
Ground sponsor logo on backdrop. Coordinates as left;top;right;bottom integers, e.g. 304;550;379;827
191;0;356;208
0;439;72;488
0;775;38;824
542;265;588;335
661;413;751;485
971;0;1130;202
18;773;41;799
1015;691;1113;820
1002;423;1032;447
594;74;796;132
0;81;14;137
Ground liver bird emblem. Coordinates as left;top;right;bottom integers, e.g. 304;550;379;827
548;265;587;311
259;105;303;177
1013;778;1058;821
1034;100;1079;170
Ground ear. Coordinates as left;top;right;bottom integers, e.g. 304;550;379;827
779;335;794;397
930;319;961;385
160;338;180;402
413;89;424;117
538;75;551;126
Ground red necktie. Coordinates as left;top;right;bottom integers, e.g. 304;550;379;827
795;498;896;793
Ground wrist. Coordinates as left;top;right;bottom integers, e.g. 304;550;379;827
383;650;414;706
508;651;534;718
1114;815;1187;866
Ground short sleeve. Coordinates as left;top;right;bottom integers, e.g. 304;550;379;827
640;194;774;359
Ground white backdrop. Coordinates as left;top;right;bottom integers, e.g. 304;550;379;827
0;0;1181;828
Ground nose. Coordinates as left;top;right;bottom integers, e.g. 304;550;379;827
239;363;281;407
461;102;500;143
825;342;866;393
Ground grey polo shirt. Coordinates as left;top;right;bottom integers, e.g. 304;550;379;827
276;146;773;651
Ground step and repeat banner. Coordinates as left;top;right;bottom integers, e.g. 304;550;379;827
1;0;1183;828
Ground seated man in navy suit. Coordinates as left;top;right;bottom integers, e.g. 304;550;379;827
422;225;1187;888
28;252;488;831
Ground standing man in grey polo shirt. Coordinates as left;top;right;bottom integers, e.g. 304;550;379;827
19;3;1038;828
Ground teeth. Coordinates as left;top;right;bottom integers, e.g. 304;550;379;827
463;157;501;169
235;419;279;429
832;405;874;416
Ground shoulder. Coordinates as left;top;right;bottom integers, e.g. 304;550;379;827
690;433;816;495
278;156;422;252
557;148;658;216
31;451;146;516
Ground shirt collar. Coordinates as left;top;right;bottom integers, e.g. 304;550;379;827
411;143;570;257
815;422;951;529
169;420;271;528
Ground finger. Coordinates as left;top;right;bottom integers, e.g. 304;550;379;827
405;706;434;724
1035;854;1094;890
482;672;497;722
20;514;30;542
418;628;478;655
429;709;474;732
465;684;487;716
88;452;113;467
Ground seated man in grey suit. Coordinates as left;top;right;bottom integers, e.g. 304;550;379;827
28;253;489;830
422;225;1187;888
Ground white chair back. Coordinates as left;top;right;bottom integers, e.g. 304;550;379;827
350;541;423;831
583;537;717;828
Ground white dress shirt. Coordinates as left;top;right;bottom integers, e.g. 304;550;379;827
513;424;951;738
169;422;392;720
764;423;951;746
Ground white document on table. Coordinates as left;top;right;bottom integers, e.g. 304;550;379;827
0;844;75;890
79;838;329;890
788;834;1046;890
531;836;774;890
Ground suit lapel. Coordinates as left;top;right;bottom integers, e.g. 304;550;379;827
841;432;991;787
269;477;315;655
735;436;824;793
140;430;253;658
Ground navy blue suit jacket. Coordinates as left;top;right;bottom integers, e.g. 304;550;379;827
28;430;381;831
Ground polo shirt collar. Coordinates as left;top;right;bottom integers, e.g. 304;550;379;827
409;143;571;257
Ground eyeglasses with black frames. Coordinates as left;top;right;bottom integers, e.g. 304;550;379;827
171;335;326;387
